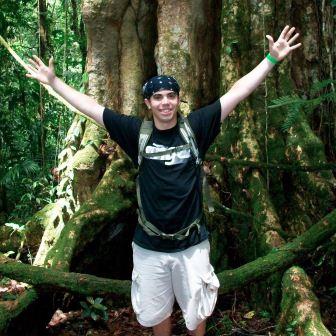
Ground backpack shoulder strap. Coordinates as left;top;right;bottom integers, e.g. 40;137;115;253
178;113;201;165
138;119;153;166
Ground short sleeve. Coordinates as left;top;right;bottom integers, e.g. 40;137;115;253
187;99;221;158
103;107;142;164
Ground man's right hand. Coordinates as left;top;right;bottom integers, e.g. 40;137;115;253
25;55;105;127
26;55;56;86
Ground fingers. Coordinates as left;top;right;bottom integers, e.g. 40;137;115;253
49;57;54;68
284;27;296;40
26;64;37;74
32;55;44;66
289;43;302;50
288;32;300;45
28;57;40;69
265;35;274;46
279;25;290;39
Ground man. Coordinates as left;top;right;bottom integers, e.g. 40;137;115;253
27;25;300;336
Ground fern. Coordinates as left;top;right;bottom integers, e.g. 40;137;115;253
268;94;301;109
269;79;336;132
281;103;301;132
310;79;336;94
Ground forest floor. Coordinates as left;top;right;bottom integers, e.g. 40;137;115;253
44;297;277;336
1;280;336;335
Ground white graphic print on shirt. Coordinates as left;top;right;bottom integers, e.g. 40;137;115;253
145;143;190;166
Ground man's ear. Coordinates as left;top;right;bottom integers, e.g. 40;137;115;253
144;98;151;110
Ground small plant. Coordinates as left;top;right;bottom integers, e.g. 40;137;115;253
285;320;298;336
259;309;271;319
4;222;32;262
80;297;108;321
220;314;233;334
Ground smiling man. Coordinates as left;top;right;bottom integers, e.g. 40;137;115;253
27;25;301;336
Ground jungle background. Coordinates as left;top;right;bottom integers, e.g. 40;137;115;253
0;0;336;335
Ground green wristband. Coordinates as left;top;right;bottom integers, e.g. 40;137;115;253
266;53;279;65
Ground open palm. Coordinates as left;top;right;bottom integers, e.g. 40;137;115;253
26;55;56;85
266;26;301;61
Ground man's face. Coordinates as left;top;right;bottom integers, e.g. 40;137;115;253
144;90;180;130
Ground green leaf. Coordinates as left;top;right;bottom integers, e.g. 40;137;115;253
80;301;89;309
102;311;108;321
91;311;98;321
268;95;301;109
310;79;336;93
87;296;95;305
95;297;103;304
93;303;107;311
259;310;271;319
82;310;91;318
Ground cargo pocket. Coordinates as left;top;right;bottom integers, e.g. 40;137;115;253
131;270;142;315
197;269;220;320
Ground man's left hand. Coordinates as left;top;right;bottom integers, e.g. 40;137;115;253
266;25;301;62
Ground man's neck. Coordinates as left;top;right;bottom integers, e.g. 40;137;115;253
153;116;178;130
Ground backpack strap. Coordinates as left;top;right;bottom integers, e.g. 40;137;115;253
138;120;153;166
136;114;213;240
136;176;202;240
178;113;202;165
179;113;214;212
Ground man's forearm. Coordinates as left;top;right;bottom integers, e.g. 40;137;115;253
231;57;275;100
220;57;276;121
50;76;104;126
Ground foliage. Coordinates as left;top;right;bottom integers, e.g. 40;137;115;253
285;320;298;336
0;0;85;223
0;159;39;187
268;79;336;132
9;176;57;222
80;297;109;322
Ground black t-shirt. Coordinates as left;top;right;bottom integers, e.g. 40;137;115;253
103;100;221;252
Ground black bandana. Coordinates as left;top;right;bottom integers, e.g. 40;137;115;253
142;75;180;99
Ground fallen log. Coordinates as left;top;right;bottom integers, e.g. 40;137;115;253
0;209;335;301
0;253;130;298
217;208;336;294
276;266;331;336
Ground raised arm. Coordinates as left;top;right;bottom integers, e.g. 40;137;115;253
26;56;105;126
220;25;301;122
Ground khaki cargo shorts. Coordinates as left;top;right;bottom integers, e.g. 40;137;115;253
131;239;219;331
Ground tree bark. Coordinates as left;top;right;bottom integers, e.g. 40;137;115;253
276;266;332;336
